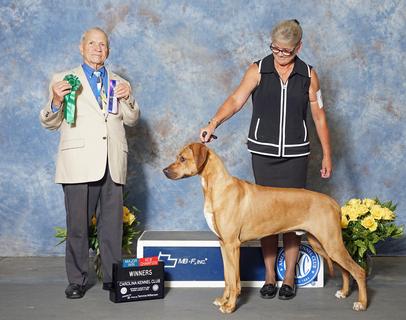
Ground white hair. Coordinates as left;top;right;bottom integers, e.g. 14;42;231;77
80;27;110;48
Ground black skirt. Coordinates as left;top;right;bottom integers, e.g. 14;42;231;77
251;154;308;188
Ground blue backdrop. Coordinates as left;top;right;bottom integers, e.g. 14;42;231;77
0;0;405;255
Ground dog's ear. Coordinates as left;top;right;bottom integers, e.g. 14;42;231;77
190;143;208;172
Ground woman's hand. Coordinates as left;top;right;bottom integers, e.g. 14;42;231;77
320;156;332;178
200;122;217;143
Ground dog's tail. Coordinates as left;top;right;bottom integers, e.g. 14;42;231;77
306;233;334;277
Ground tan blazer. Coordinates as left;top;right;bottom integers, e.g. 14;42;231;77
40;66;140;184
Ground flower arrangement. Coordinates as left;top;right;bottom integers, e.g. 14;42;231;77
341;198;403;271
55;202;140;279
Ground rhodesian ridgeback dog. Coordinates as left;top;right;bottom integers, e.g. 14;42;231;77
163;143;367;313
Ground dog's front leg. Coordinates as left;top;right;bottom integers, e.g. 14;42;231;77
213;243;231;308
216;242;241;314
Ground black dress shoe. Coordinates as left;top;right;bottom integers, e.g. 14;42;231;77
278;284;296;300
260;283;278;299
102;282;114;291
65;284;86;299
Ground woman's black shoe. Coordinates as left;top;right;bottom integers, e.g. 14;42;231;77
260;283;278;299
278;284;296;300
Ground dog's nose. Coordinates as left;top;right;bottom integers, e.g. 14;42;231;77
163;167;170;176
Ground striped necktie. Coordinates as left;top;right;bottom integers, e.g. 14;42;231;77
93;71;107;111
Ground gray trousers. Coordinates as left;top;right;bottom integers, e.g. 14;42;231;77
63;165;123;285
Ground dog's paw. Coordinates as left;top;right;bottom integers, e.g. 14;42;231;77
353;302;366;311
219;303;236;314
335;290;347;299
213;297;226;307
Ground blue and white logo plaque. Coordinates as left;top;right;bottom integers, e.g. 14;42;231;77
137;231;324;288
276;244;320;286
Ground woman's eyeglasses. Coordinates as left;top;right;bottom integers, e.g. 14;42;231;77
269;43;298;56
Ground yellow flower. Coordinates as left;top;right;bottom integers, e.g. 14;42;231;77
341;215;349;229
370;205;384;220
123;206;136;225
123;206;130;223
347;207;361;221
91;215;97;226
354;204;369;217
382;207;395;221
362;198;376;208
348;198;361;206
341;206;354;218
341;206;349;216
128;213;135;225
361;215;378;232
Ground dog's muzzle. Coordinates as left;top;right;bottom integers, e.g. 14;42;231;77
163;167;178;180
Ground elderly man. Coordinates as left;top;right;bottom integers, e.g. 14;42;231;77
40;27;140;299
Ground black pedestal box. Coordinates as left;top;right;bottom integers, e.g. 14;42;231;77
110;261;164;303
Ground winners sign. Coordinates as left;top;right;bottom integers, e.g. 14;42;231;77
110;257;164;303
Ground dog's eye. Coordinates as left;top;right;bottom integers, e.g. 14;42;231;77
179;156;186;162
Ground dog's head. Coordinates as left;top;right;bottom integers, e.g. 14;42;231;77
163;143;209;180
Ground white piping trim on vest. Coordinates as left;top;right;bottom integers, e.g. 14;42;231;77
306;63;311;77
278;80;285;156
248;148;310;157
281;80;288;157
303;120;307;141
258;59;263;73
285;141;310;147
248;137;279;147
249;138;308;148
248;149;280;157
254;118;260;140
282;151;311;157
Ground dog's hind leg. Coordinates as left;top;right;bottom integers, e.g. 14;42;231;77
307;233;349;297
306;233;334;277
335;267;350;299
322;237;367;311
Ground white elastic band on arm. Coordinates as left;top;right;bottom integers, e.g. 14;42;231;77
316;89;324;108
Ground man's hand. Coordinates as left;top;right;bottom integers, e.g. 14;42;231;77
52;80;72;106
115;82;131;100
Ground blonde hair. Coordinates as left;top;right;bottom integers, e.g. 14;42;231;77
271;19;302;46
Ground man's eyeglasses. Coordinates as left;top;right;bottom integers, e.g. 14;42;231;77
269;43;298;56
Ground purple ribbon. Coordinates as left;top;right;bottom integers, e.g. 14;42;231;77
108;80;118;114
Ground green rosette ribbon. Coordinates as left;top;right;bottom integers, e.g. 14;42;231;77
63;74;81;125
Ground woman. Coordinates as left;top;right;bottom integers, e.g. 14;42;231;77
200;19;332;300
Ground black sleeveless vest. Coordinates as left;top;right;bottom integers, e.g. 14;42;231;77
248;54;312;157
